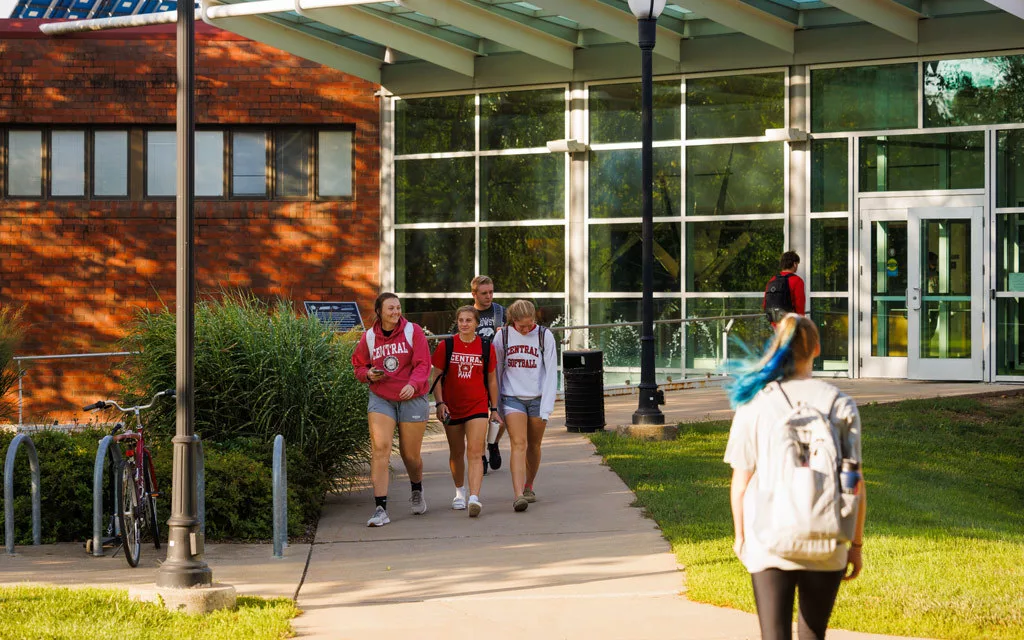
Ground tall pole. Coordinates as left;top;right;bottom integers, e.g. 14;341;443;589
632;16;665;425
157;0;212;589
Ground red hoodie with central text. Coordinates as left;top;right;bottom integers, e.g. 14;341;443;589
351;317;431;402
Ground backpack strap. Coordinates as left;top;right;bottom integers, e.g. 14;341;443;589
429;336;455;396
537;325;546;358
480;337;491;402
404;321;415;347
365;329;375;356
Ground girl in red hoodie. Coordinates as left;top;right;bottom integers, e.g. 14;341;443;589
352;292;431;527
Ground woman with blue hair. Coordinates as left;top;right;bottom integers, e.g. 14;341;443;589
724;314;867;640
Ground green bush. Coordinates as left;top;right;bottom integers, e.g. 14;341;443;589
119;291;370;489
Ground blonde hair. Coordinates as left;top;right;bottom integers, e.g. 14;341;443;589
455;305;480;325
725;314;820;407
505;299;536;324
471;275;494;293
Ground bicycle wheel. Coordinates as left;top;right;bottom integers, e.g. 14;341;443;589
118;458;142;568
143;454;161;550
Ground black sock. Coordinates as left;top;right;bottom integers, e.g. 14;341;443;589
375;496;387;510
411;481;423;492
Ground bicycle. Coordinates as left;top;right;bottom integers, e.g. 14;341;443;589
83;389;174;567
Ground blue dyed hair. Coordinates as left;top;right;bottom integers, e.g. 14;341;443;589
724;314;819;409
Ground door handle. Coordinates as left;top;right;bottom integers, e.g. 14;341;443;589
908;287;921;311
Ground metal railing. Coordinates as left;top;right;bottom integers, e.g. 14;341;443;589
272;434;287;559
4;434;41;554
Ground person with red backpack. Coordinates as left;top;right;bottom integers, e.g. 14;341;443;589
763;251;806;324
431;306;502;518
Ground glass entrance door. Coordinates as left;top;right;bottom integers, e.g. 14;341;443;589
859;210;910;377
907;207;984;380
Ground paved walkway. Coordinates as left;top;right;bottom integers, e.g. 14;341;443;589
1;380;1018;638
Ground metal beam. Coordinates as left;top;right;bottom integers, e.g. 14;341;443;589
819;0;920;42
399;0;576;69
673;0;796;52
201;0;382;83
983;0;1024;20
532;0;681;62
296;3;478;76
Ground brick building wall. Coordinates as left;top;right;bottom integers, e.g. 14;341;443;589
0;21;381;421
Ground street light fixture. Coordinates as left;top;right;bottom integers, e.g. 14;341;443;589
628;0;666;426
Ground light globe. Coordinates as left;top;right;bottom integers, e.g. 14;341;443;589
627;0;666;19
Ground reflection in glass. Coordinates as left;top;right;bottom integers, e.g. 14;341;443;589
481;89;564;150
686;142;784;215
686;219;784;292
481;154;564;221
8;130;43;196
396;228;476;293
811;298;849;372
920;220;972;359
811;218;848;292
588;81;681;143
495;298;565;328
589;222;681;292
996;297;1024;375
996;213;1024;291
401;298;466;336
589;298;681;370
686;73;785;139
811;63;917;132
275;130;310;198
232;131;267;196
997;130;1024;209
396;157;474;223
93;131;129;197
924;55;1024;127
196;131;224;197
870;221;907;357
685;297;772;371
589;147;680;219
480;226;564;293
147;131;176;197
811;139;848;212
318;131;353;197
395;95;474;155
51;131;86;197
859;132;984;192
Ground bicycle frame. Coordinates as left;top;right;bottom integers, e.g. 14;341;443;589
113;411;158;502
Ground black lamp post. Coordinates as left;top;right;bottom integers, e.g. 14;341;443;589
629;0;666;426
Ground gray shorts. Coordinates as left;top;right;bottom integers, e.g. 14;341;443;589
501;394;543;419
368;391;429;423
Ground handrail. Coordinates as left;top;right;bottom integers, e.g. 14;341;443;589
12;351;138;425
4;434;41;554
91;435;123;557
423;313;765;340
272;434;287;559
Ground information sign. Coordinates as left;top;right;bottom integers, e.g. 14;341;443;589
304;301;364;332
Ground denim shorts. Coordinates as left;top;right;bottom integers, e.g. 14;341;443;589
368;391;429;423
501;394;542;419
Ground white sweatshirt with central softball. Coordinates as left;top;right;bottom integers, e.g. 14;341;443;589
493;325;559;421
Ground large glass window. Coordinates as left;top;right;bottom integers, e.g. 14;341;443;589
811;218;848;292
146;131;176;197
811;139;848;212
686;72;785;139
50;130;85;197
480;226;564;293
396;228;476;293
481;154;564;221
924;55;1024;127
686;219;784;292
685;298;772;370
8;130;43;197
318;130;353;197
395;95;474;155
93;131;128;197
232;131;267;196
811;298;849;372
196;131;224;197
589;222;681;292
997;130;1024;209
589;299;682;371
811;63;918;133
396;157;474;224
588;81;681;144
686;142;784;215
996;298;1024;376
276;129;310;198
859;132;985;192
481;89;564;150
997;213;1024;292
589;147;681;219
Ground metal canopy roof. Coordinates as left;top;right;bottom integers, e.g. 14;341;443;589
36;0;1024;92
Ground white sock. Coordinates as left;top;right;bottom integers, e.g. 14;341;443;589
468;494;480;504
455;486;466;501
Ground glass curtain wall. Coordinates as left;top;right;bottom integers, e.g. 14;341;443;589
392;88;568;337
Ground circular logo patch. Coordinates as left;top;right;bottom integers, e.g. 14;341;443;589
383;355;400;372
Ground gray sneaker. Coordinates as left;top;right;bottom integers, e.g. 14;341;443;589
523;488;537;503
410;489;428;515
367;506;390;527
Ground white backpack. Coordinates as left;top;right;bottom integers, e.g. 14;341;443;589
753;383;859;561
365;322;415;355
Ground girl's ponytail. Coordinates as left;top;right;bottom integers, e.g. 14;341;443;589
724;314;819;408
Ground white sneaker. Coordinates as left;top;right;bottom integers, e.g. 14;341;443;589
367;506;390;527
410;489;428;515
452;495;467;510
468;497;482;518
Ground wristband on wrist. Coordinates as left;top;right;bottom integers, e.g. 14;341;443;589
435;401;446;408
489;407;498;412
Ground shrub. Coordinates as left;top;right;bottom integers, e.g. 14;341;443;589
118;291;371;488
0;306;26;424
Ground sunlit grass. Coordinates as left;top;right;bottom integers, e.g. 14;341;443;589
591;395;1024;639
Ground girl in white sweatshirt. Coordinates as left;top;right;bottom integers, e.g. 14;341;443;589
492;299;558;512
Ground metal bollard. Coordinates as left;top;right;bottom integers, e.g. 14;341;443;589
4;434;41;554
272;434;287;559
91;435;123;557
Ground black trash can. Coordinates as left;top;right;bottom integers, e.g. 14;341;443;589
562;350;606;433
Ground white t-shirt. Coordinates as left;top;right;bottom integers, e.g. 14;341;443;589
724;378;862;573
493;325;558;421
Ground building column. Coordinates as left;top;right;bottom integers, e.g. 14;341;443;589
378;90;395;293
788;65;809;268
567;82;588;350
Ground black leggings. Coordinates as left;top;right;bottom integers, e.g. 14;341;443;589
750;569;844;640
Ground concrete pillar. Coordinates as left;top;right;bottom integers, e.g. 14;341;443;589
567;82;588;350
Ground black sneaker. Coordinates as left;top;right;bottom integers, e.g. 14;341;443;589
488;443;502;470
482;455;489;476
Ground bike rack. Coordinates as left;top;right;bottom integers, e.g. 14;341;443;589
4;434;41;554
91;435;123;557
272;434;287;559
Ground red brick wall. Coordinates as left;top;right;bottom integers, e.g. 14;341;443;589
0;21;381;421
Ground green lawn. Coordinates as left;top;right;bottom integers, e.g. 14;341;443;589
0;586;299;639
591;394;1024;640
